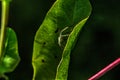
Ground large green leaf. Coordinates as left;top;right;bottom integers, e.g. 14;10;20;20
32;0;91;80
0;28;20;78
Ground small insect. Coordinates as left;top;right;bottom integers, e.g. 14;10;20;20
58;27;69;47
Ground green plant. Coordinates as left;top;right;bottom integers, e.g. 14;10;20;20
0;0;92;80
32;0;91;80
0;0;20;79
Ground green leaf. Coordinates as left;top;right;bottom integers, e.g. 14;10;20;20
32;0;91;80
55;18;88;80
0;28;20;77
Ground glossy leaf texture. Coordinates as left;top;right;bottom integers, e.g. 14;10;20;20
0;28;20;77
32;0;91;80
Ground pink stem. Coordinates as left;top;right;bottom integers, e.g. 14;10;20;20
88;58;120;80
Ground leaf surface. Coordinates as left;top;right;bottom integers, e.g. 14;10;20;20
32;0;91;80
0;28;20;77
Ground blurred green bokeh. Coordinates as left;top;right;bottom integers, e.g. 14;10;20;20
1;0;120;80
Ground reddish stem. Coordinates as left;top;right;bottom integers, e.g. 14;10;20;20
88;58;120;80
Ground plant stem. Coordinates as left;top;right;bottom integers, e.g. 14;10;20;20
88;58;120;80
0;0;10;61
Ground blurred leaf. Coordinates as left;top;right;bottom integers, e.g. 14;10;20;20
0;28;20;78
32;0;91;80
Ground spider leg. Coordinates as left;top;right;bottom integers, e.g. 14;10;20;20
58;27;69;47
61;34;69;37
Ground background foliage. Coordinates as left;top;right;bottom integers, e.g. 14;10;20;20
1;0;120;80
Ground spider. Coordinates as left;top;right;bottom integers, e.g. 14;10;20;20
58;27;69;47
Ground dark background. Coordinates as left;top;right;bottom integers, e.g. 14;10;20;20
1;0;120;80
